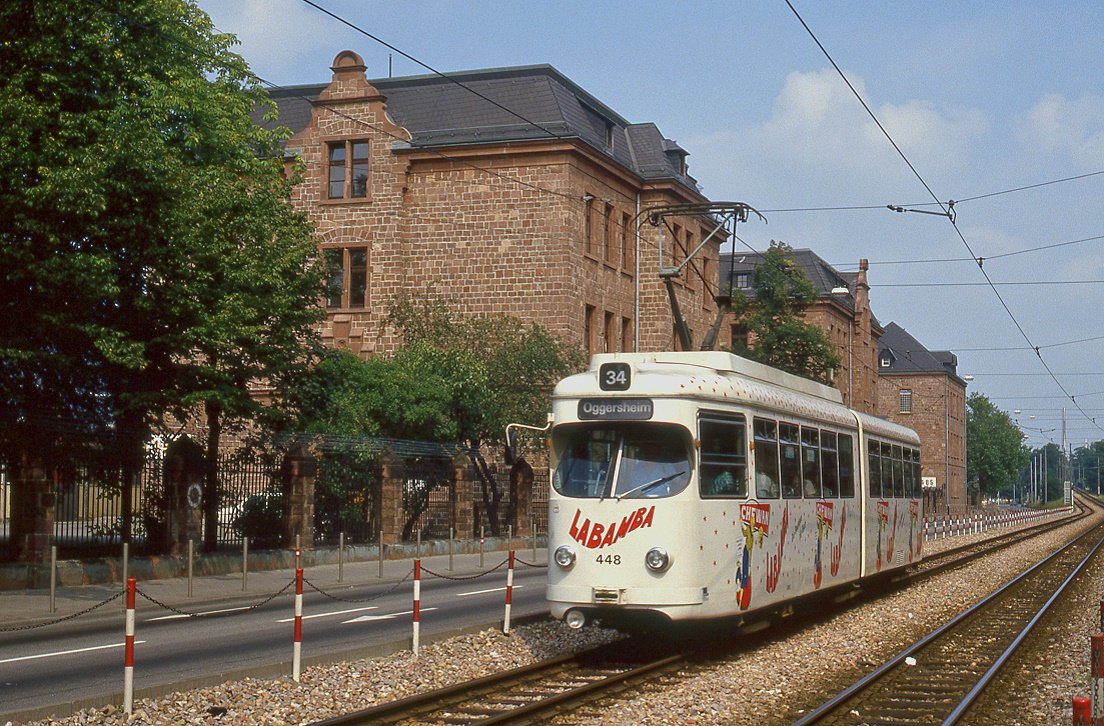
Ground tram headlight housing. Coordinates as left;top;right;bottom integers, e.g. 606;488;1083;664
554;545;576;569
644;547;671;572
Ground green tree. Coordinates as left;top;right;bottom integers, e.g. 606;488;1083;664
0;0;324;552
289;296;584;536
729;242;841;384
966;393;1030;499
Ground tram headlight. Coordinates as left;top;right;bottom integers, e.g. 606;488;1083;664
554;545;576;569
644;547;671;572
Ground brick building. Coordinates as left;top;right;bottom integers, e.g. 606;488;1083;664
263;51;723;357
719;249;883;414
875;322;969;513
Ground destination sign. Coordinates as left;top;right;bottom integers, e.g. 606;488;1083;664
577;398;654;421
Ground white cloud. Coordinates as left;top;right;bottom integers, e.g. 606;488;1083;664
1022;93;1104;168
198;0;358;84
686;68;988;208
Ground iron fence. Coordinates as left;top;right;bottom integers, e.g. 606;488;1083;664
1;436;546;560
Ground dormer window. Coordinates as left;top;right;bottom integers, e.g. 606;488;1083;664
328;140;369;199
880;354;892;368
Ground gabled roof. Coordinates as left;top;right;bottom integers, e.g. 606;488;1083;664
258;63;699;192
879;322;964;382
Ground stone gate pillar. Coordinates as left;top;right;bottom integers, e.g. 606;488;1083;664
510;458;534;536
377;449;404;545
452;452;475;538
9;457;54;564
163;437;206;556
282;446;317;549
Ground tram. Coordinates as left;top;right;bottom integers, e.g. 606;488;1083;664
541;351;922;628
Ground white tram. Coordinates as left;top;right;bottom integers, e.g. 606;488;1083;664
545;351;922;628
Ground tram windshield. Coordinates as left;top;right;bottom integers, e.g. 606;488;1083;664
552;423;692;499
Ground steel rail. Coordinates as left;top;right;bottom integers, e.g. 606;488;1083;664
791;496;1104;725
310;640;681;725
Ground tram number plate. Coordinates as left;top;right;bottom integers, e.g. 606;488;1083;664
599;362;631;391
596;554;622;565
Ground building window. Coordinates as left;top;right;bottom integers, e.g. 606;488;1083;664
731;323;749;350
324;246;369;308
327;140;369;199
583;194;595;256
604;311;615;353
734;273;751;289
584;304;596;354
899;389;913;414
621;212;633;270
604;203;615;263
621;316;632;353
880;354;892;368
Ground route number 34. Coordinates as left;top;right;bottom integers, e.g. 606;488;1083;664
599;362;631;391
596;554;621;565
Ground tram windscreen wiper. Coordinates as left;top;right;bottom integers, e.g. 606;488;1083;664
616;471;685;501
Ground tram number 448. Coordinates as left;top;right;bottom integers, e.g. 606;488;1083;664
596;554;622;565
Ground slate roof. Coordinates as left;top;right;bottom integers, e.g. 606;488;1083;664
879;322;964;381
719;248;856;312
257;63;700;193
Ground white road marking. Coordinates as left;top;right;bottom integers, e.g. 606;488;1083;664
275;605;379;623
457;585;525;597
343;607;438;624
147;606;251;622
0;641;148;665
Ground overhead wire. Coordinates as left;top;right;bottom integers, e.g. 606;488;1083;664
783;0;1104;435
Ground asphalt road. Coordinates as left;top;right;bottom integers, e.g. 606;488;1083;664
0;564;550;721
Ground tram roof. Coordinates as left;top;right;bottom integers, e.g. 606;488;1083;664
555;352;920;446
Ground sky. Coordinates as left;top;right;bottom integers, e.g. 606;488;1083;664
194;0;1104;450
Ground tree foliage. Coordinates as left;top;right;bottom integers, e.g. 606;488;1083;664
728;241;841;385
288;296;584;536
966;393;1030;498
0;1;324;549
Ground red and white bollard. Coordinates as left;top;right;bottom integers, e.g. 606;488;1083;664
503;550;516;634
1092;633;1104;724
412;559;421;656
1074;697;1091;725
293;567;303;682
123;577;136;714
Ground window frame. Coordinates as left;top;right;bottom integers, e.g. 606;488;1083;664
326;139;370;200
323;245;370;309
698;412;749;499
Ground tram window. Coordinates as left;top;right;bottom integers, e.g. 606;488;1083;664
910;449;922;498
552;424;691;499
753;418;780;499
821;431;839;498
868;440;881;497
838;433;854;498
699;414;748;498
780;423;801;499
801;427;821;498
892;444;904;498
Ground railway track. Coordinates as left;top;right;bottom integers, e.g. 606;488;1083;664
313;500;1093;725
793;497;1104;725
312;638;686;725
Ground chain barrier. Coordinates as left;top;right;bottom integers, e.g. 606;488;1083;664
515;557;547;568
135;578;296;618
0;590;124;633
421;558;509;581
302;566;416;604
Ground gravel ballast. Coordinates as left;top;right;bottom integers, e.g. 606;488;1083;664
16;509;1099;726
